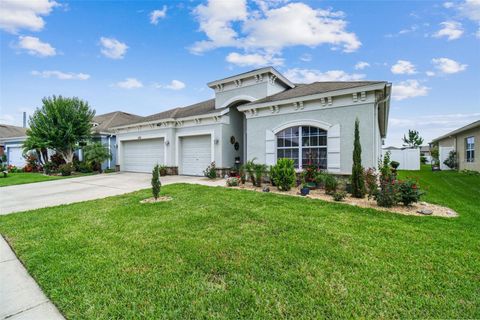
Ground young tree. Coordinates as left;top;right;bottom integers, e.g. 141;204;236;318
402;129;424;148
152;164;161;200
351;118;366;198
83;142;111;172
25;96;95;163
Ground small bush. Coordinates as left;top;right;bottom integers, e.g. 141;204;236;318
332;191;347;202
159;165;167;176
443;150;458;169
226;177;239;186
375;180;398;207
254;163;268;187
152;164;161;199
238;165;246;184
302;164;317;183
364;168;377;199
203;162;217;179
390;161;400;170
76;162;93;173
420;156;427;164
397;179;424;206
460;169;479;176
270;158;296;191
50;153;66;167
43;161;57;175
324;174;338;195
59;163;74;176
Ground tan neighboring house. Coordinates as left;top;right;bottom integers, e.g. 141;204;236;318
431;120;479;171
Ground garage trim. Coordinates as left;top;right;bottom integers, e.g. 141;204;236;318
118;133;167;168
175;130;216;168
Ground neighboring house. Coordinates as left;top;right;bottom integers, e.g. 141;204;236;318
420;145;432;164
431;120;479;171
0;124;27;167
88;111;144;170
112;67;391;176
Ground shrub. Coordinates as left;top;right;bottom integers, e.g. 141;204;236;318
460;169;479;176
270;158;296;191
254;163;267;187
59;163;74;176
226;177;240;187
50;153;66;167
151;164;161;199
244;159;257;185
364;167;378;200
238;165;246;184
420;156;427;164
390;161;400;170
302;163;317;183
76;162;93;173
397;179;424;206
83;142;111;172
159;165;167;176
324;174;338;195
351;118;366;198
375;153;397;207
443;150;458;169
203;162;217;179
43;161;57;175
332;191;347;201
8;165;20;173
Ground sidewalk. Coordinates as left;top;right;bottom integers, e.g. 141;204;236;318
0;236;64;320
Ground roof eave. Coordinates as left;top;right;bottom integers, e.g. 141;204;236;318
207;67;295;89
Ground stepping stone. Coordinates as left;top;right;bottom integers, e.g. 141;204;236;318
417;209;433;215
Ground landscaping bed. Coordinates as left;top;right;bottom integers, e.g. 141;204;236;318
230;183;458;217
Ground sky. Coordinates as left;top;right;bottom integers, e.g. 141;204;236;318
0;0;479;147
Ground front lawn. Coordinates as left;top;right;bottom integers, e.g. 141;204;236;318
0;167;479;318
0;172;94;187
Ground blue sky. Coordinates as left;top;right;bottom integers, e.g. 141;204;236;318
1;0;479;146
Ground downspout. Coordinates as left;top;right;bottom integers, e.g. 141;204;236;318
374;90;391;166
108;135;112;169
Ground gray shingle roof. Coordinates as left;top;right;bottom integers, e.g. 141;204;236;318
92;111;144;133
0;124;27;140
431;120;480;143
244;81;386;106
128;99;222;125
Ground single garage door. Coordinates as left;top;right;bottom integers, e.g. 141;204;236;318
122;138;164;173
7;146;25;167
180;135;211;176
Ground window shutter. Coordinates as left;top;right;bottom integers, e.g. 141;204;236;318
265;129;276;165
327;124;340;173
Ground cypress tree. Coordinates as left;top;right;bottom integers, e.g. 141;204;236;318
351;118;366;198
152;164;161;200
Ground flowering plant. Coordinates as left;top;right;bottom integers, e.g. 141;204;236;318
226;176;240;187
397;179;424;206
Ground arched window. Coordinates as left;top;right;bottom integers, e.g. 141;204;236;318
276;126;327;169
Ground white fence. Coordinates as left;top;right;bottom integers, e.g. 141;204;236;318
382;148;420;170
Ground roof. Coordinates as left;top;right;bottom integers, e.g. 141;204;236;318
125;99;221;126
92;111;143;133
431;120;480;143
243;81;386;106
207;67;295;89
0;124;27;140
420;145;430;152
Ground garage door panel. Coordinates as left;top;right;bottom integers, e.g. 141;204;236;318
181;135;211;176
8;147;25;167
122;138;164;173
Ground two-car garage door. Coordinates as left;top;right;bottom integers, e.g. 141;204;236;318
122;138;164;173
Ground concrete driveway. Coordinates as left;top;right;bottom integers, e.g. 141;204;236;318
0;173;225;215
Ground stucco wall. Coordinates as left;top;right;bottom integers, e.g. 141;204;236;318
221;108;244;168
245;102;378;174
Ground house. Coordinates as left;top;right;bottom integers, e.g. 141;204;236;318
431;120;479;171
0;124;27;167
87;111;144;170
112;67;391;176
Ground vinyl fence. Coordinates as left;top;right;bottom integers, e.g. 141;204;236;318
382;148;420;170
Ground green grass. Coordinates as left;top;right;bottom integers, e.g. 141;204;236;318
0;172;94;187
0;166;479;318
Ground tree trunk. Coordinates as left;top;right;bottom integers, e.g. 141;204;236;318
61;150;75;164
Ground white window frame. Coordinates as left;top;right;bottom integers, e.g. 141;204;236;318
466;136;475;162
276;125;327;170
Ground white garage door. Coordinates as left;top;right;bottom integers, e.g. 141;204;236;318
122;138;164;173
180;135;211;176
8;146;25;167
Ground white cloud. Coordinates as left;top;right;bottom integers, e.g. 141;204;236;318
99;37;128;59
457;0;480;23
0;0;57;33
284;68;365;83
191;1;360;62
354;61;370;70
391;60;417;74
392;80;429;101
426;71;436;76
300;53;312;62
114;78;143;89
226;52;283;66
17;36;56;57
431;57;467;74
31;70;90;80
150;6;167;24
433;21;464;40
443;2;455;8
152;80;186;90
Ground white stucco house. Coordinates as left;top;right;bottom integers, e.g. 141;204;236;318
112;67;391;176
